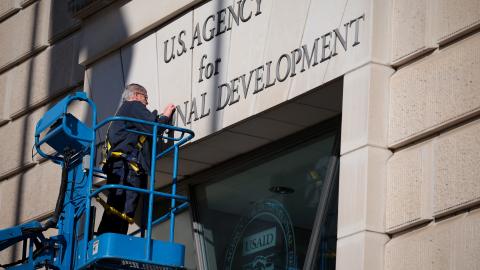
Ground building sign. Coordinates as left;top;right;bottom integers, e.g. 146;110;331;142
243;227;277;256
163;0;263;61
159;0;365;126
224;199;296;270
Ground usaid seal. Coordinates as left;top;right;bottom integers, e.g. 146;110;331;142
224;199;297;269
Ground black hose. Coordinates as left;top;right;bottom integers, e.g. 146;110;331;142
42;153;71;230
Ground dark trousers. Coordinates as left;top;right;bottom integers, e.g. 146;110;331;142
97;159;147;235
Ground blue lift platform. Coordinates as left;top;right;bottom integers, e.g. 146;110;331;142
0;92;194;269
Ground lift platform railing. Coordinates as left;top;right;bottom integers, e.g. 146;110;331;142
31;92;194;269
89;116;194;260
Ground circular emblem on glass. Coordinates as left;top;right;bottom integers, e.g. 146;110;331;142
224;199;297;269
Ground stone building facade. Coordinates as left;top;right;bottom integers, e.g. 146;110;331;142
0;0;479;269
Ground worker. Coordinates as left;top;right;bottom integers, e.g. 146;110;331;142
97;83;176;235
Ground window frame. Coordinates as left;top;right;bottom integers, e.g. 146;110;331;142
187;116;341;270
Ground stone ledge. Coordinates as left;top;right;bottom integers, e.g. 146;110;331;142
391;0;480;65
385;222;436;270
49;0;81;43
391;0;436;66
388;32;480;149
385;211;480;270
386;119;480;232
10;86;80;120
20;0;37;8
386;141;433;233
0;162;36;181
433;119;480;217
0;0;21;22
391;47;436;68
0;32;84;119
0;161;61;229
0;0;51;73
432;0;480;45
0;105;48;177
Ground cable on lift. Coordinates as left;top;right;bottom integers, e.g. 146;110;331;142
41;151;74;231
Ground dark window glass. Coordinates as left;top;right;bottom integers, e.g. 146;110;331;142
194;130;339;269
314;183;338;269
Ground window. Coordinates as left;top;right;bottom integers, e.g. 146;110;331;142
192;121;339;269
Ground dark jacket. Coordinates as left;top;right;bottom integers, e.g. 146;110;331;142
107;100;170;173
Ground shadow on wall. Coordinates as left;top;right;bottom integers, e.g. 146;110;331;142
6;0;228;266
4;0;127;263
208;0;225;138
78;7;131;242
66;0;132;233
82;8;130;137
8;0;43;262
76;1;228;269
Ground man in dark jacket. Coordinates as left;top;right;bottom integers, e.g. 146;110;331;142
97;83;175;234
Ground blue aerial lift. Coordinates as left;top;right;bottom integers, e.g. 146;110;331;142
0;92;194;269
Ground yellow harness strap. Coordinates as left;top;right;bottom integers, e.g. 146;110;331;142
110;151;124;158
128;162;140;173
100;141;112;166
103;135;147;172
95;197;134;224
136;135;146;149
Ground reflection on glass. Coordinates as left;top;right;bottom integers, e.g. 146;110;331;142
194;131;338;269
224;200;294;269
315;184;338;269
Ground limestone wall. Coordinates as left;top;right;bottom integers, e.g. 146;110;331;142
1;0;478;269
386;0;480;268
0;0;83;264
0;0;202;265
